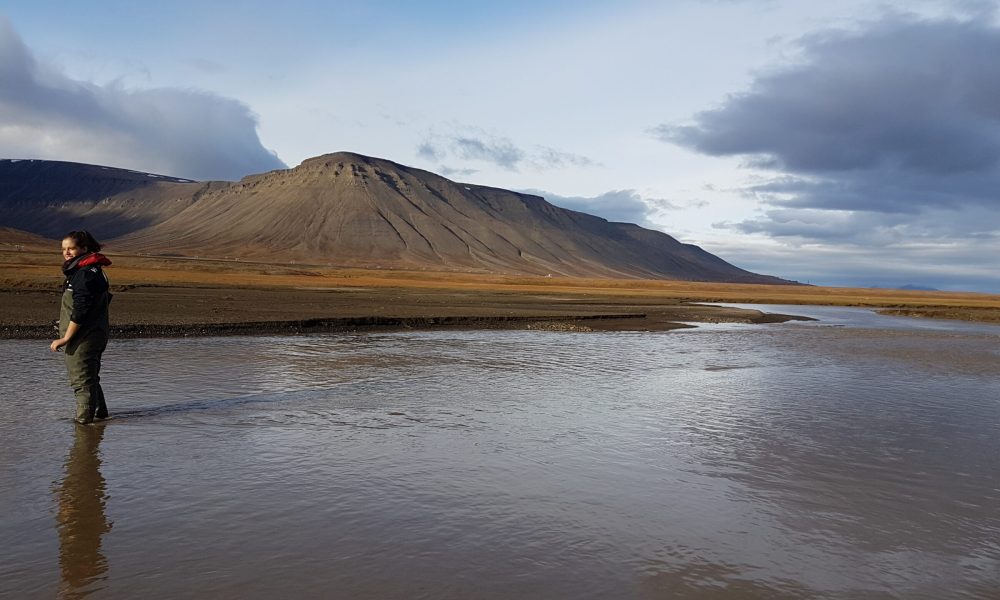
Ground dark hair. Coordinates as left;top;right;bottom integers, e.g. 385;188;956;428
64;230;102;253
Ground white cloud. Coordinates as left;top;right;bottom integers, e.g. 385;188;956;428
0;18;284;180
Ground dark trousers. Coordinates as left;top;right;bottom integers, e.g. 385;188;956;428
64;332;109;423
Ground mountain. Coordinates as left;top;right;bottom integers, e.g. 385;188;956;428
870;283;941;291
0;153;793;283
0;159;209;238
0;226;56;251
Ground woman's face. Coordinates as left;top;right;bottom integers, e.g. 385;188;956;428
61;238;84;261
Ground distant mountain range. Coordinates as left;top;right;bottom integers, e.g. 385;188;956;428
881;284;940;291
0;154;794;283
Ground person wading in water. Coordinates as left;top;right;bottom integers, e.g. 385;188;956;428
50;231;113;424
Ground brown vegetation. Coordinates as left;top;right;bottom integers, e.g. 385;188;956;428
2;250;998;339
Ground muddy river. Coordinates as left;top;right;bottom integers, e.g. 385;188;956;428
1;306;998;598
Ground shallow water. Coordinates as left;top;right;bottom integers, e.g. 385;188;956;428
1;306;998;599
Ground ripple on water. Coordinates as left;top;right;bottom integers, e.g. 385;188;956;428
1;312;998;599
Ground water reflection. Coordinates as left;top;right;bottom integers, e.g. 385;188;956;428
0;310;995;598
55;424;112;599
639;558;815;599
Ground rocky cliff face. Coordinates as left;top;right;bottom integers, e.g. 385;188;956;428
0;154;792;283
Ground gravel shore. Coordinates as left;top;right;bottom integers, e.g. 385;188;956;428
0;284;807;339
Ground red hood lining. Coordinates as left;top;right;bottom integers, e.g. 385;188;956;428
77;253;112;268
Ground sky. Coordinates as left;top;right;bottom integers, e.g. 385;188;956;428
2;0;999;292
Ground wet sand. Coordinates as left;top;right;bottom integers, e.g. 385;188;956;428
3;249;999;338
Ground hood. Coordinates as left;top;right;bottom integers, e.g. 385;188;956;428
78;253;112;268
64;252;112;273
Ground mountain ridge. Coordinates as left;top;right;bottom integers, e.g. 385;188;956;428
0;153;794;284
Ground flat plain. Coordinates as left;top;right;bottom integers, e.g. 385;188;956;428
2;248;999;338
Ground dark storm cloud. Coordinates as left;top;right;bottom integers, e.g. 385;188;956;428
522;189;677;227
740;168;1000;214
653;15;1000;291
0;19;285;180
657;17;1000;212
417;130;594;172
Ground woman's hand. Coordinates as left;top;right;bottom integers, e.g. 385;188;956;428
51;322;80;352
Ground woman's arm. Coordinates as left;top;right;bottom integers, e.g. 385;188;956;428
50;321;81;352
51;267;108;352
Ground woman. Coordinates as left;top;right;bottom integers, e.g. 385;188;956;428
50;231;113;424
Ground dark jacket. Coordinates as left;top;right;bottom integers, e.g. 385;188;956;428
60;253;113;338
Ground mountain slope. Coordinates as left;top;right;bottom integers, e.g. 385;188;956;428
0;154;792;283
114;152;788;282
0;226;56;251
0;159;208;238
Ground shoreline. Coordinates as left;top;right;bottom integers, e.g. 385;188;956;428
2;250;998;338
0;308;812;340
0;313;647;339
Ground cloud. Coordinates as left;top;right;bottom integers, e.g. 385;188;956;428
657;17;1000;210
724;204;1000;244
522;188;677;227
452;136;524;169
417;128;595;172
437;165;479;178
705;234;1000;291
184;57;227;75
654;15;1000;291
416;142;442;161
0;18;284;180
945;0;999;20
529;146;596;169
